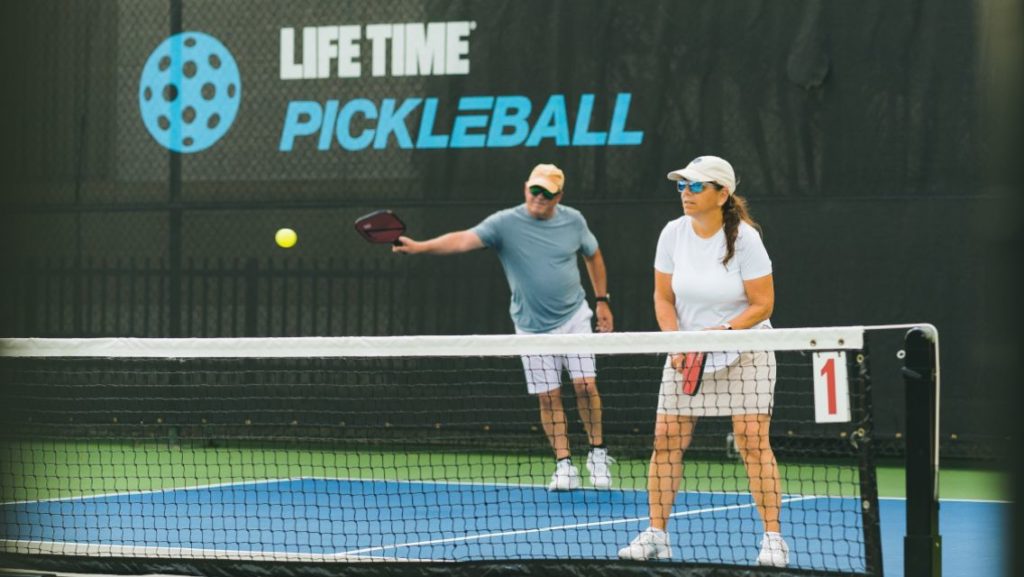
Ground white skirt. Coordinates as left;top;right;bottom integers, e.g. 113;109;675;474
657;351;777;416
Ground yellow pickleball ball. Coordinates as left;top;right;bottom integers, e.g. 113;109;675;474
275;228;297;248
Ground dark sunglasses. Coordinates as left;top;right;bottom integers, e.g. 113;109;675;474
676;180;717;194
529;185;561;200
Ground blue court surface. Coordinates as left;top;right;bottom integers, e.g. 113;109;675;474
0;478;1010;576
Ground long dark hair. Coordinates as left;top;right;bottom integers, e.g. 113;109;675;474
722;193;761;266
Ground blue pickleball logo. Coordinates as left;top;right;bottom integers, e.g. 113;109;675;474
139;32;241;153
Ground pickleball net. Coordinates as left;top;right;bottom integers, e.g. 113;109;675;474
0;327;883;577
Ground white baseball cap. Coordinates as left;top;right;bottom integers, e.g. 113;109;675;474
667;155;737;194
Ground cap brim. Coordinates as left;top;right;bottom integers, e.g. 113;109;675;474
666;168;708;182
526;177;560;193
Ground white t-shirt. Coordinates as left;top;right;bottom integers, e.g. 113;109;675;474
654;216;773;332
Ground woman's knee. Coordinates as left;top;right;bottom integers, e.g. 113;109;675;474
653;421;693;453
733;416;770;446
735;435;776;465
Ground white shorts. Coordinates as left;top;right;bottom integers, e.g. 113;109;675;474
515;303;597;395
657;351;777;416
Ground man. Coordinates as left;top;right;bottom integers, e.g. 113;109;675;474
392;163;615;490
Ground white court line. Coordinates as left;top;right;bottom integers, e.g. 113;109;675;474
4;474;854;505
878;496;1012;504
303;476;1012;505
306;475;589;491
4;473;812;506
332;495;820;557
9;475;1000;507
0;477;304;507
1;474;627;508
303;475;792;498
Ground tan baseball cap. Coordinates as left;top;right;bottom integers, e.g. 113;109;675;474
667;156;737;194
526;163;565;193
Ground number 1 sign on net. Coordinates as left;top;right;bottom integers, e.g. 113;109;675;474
813;352;851;423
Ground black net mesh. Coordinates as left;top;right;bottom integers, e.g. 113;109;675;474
0;334;881;576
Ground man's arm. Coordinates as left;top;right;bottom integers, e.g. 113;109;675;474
583;249;613;332
392;230;485;255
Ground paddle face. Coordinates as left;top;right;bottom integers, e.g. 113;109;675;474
680;352;707;396
354;210;406;245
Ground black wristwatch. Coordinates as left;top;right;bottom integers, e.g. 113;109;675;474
595;294;611;304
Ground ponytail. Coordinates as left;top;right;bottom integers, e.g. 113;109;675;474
722;194;760;266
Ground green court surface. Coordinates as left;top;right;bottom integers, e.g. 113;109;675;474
878;465;1009;501
1;441;1009;503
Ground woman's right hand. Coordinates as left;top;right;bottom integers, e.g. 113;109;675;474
670;353;686;373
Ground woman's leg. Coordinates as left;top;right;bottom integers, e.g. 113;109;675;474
733;413;781;532
648;413;697;530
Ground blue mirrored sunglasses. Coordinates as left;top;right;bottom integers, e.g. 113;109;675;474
676;180;712;194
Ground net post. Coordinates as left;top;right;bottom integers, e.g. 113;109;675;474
167;0;183;339
902;327;942;577
854;337;884;576
24;260;39;335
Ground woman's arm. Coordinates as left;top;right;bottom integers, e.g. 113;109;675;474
654;270;678;332
718;273;774;329
655;270;689;372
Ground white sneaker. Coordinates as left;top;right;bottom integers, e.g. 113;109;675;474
586;448;615;489
618;527;673;560
756;532;790;567
547;459;581;491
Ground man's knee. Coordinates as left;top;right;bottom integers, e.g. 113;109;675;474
538;388;563;408
572;377;598;397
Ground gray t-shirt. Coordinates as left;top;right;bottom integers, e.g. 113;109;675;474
472;204;599;332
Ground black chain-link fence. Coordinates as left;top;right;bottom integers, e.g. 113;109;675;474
0;0;1018;462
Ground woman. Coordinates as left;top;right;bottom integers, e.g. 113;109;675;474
618;155;789;567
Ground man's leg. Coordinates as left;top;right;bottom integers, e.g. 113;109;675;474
538;388;570;460
572;372;614;488
520;351;569;458
538;386;581;491
571;376;602;446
